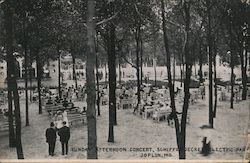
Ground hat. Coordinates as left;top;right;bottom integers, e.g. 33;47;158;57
50;122;55;127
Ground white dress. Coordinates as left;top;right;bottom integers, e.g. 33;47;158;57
62;111;69;127
55;114;63;129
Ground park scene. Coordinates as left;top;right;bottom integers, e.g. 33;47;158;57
0;0;250;161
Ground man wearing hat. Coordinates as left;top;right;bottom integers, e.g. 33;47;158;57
45;122;57;156
58;121;70;156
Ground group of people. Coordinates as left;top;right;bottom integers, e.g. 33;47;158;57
54;109;69;129
61;85;86;101
46;95;75;107
0;108;8;117
45;121;70;156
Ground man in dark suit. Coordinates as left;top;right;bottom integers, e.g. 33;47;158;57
45;122;57;156
58;121;70;156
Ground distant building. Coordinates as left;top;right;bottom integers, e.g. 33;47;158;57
0;52;86;83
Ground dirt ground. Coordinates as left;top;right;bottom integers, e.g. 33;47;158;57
0;89;249;161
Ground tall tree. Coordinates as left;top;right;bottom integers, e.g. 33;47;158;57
2;3;16;146
95;34;101;116
104;0;118;142
213;33;218;118
160;0;180;159
206;0;214;127
7;82;15;147
35;49;42;114
86;0;97;159
107;22;117;141
179;0;193;158
161;0;198;158
24;34;29;125
3;0;24;158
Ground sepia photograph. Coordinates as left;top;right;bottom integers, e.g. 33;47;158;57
0;0;249;162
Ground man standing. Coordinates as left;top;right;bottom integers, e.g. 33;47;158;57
58;121;70;156
45;122;57;156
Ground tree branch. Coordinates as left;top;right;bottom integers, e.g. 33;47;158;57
118;43;137;69
134;3;143;21
96;12;119;26
122;56;137;69
165;19;185;30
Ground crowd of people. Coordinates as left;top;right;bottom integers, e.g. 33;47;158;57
39;80;245;158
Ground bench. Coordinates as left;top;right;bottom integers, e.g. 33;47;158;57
68;113;86;125
0;116;15;132
121;98;134;109
64;106;80;114
135;104;144;116
152;109;171;123
142;106;155;120
0;122;11;131
45;104;63;116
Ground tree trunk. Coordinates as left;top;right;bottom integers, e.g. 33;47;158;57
13;75;24;159
118;57;122;85
110;22;117;126
4;1;24;158
29;54;33;102
72;52;78;88
58;46;62;99
153;42;157;86
180;65;183;87
36;52;42;114
213;38;218;118
161;0;189;159
95;34;100;116
96;55;100;116
140;38;143;86
178;1;193;158
104;63;107;83
7;49;15;147
22;18;29;126
230;54;235;109
240;48;248;100
207;0;213;128
173;53;176;86
180;51;185;88
86;0;97;158
135;26;141;109
6;4;16;145
7;88;15;147
229;23;235;109
107;18;117;142
24;42;29;126
198;43;203;83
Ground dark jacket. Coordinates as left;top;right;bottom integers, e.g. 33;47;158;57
58;126;70;142
46;128;57;143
